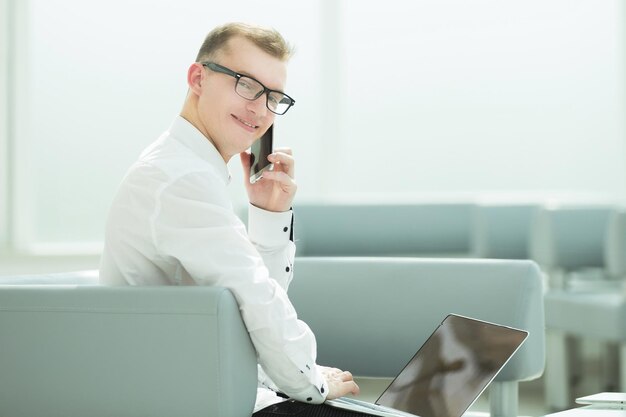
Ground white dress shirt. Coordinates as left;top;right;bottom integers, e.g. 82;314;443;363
100;116;328;412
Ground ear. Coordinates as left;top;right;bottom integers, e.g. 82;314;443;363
187;62;204;96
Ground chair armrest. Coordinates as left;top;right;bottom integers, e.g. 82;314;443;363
0;285;257;417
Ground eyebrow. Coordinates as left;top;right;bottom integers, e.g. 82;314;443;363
234;68;286;94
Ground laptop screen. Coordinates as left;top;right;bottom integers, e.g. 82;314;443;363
376;314;528;417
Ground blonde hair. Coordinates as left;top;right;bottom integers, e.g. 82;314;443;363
195;22;293;62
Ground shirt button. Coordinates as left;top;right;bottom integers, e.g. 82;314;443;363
321;387;325;394
283;226;289;232
286;266;290;272
307;397;312;402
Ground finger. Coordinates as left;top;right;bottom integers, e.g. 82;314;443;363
341;380;360;396
261;170;297;190
273;146;293;156
351;381;361;395
268;152;294;177
339;371;354;382
267;152;294;177
268;151;294;166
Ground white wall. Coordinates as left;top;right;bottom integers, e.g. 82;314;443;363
11;0;325;251
0;0;10;250
334;0;626;200
5;0;626;253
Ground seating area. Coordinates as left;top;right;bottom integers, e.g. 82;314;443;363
0;258;543;417
2;200;625;416
293;201;626;410
290;258;545;417
0;273;257;417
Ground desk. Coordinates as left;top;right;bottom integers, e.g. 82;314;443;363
543;406;626;416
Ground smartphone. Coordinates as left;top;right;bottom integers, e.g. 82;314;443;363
249;124;273;184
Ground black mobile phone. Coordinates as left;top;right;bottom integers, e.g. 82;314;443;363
249;124;273;184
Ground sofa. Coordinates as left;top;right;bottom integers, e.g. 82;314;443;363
0;258;545;417
292;203;474;257
0;273;256;417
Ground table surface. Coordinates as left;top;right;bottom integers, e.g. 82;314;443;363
543;405;626;416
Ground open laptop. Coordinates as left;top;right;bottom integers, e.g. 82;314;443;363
326;314;528;417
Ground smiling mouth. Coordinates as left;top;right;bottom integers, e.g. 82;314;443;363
233;115;259;129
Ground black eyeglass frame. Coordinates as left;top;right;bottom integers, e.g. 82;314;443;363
201;61;296;115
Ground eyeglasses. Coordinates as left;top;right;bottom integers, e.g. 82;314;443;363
201;61;295;115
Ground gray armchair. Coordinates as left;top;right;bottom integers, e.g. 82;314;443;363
0;257;545;417
0;280;257;417
290;257;545;417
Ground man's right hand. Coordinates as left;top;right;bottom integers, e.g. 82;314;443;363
320;366;361;400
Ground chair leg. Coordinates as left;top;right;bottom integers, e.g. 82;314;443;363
568;336;582;386
545;330;571;410
489;380;518;417
618;342;626;392
603;342;619;391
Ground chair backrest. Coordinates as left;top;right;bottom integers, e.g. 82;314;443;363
0;284;257;417
0;270;99;285
289;257;545;383
293;203;474;257
471;204;538;259
529;205;613;272
605;208;626;278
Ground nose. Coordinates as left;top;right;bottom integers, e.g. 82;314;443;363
245;94;268;117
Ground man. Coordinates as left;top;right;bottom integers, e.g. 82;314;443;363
100;23;364;416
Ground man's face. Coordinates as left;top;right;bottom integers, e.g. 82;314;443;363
196;37;287;161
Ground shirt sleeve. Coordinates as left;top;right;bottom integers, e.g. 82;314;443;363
247;203;295;292
151;172;328;403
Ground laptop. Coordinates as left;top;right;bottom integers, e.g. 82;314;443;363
326;314;529;417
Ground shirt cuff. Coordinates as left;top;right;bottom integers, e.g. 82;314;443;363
248;204;293;249
286;366;329;404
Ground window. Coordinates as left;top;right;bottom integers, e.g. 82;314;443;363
0;0;11;251
8;0;327;253
335;0;626;200
3;0;625;259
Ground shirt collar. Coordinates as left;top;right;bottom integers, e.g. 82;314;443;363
167;116;231;185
